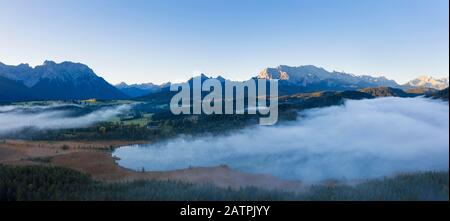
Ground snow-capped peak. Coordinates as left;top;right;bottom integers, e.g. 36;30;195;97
257;65;400;88
405;75;449;90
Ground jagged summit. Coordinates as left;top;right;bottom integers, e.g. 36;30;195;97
404;75;449;90
0;60;126;101
257;65;400;89
0;60;98;87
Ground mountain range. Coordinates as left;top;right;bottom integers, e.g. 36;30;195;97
0;61;127;102
257;65;401;89
403;75;449;90
115;82;170;97
257;65;448;91
1;61;448;102
120;65;449;98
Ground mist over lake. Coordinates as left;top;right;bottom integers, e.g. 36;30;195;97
0;103;131;136
113;97;449;182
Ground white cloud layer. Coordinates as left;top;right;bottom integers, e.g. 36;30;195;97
114;97;449;182
0;104;131;135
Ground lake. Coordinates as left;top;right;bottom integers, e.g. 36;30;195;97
113;97;449;182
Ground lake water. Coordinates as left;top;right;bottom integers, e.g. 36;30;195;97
113;97;449;182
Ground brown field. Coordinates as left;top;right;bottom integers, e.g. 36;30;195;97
0;139;307;192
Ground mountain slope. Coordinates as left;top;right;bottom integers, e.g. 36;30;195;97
0;76;33;102
426;87;449;101
405;87;438;95
0;62;36;87
0;61;127;101
359;87;414;98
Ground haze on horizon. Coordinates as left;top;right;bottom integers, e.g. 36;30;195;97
0;0;448;85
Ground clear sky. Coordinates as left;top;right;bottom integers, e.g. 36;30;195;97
0;0;448;84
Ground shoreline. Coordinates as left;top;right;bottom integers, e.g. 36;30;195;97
0;139;307;192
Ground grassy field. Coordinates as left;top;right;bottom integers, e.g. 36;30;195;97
107;116;151;126
0;165;447;201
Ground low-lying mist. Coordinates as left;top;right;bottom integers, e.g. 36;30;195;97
0;104;131;136
114;97;449;182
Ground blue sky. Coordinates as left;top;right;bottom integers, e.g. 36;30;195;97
0;0;448;84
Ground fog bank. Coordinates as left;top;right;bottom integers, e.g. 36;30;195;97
0;104;131;135
114;97;449;182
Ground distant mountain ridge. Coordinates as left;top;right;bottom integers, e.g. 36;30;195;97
2;61;448;102
403;76;449;90
0;61;127;102
257;65;401;91
115;82;170;98
137;69;448;102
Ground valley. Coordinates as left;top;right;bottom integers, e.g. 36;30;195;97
0;60;448;201
1;89;448;199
